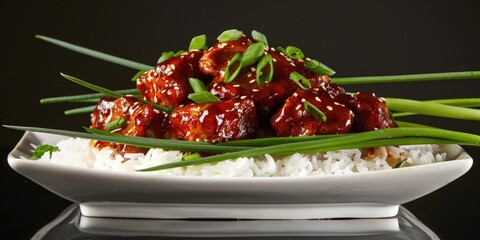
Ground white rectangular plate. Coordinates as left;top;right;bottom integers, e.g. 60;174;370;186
8;131;473;219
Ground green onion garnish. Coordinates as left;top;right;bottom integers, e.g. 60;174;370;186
182;152;202;161
331;71;480;85
385;98;480;121
40;88;139;104
157;50;185;64
241;42;265;67
64;105;96;115
304;59;336;76
104;118;127;132
60;73;172;114
304;100;327;122
285;46;304;59
395;158;408;168
256;54;274;85
224;52;243;83
35;35;154;71
32;144;59;160
188;77;207;92
275;46;286;54
136;127;480;171
251;30;268;45
392;98;480;118
187;77;219;104
289;71;311;90
188;91;220;104
217;29;243;42
189;34;207;51
131;70;148;81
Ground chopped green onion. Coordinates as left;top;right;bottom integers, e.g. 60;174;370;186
241;42;265;67
131;70;148;81
256;54;274;85
35;35;154;71
289;71;311;90
188;91;219;104
32;144;59;159
182;152;202;161
224;52;243;83
188;78;207;92
395;158;408;168
189;34;207;51
331;71;480;85
217;29;243;42
304;100;327;122
158;52;174;64
275;46;286;54
104;118;127;132
157;50;185;64
251;30;268;45
285;46;304;59
304;59;336;76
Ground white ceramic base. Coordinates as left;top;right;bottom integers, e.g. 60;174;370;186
80;202;399;219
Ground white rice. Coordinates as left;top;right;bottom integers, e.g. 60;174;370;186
35;138;447;177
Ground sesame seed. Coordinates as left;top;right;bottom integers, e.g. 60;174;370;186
313;88;320;91
290;62;295;66
167;71;173;76
326;106;333;111
247;72;252;77
161;89;166;94
234;102;240;107
297;59;304;63
301;98;306;103
252;89;259;92
295;104;302;110
170;64;176;70
272;58;277;62
250;67;256;72
315;97;321;102
293;92;298;97
238;109;243;113
249;79;256;83
240;95;247;99
233;84;240;88
334;102;342;106
218;42;227;48
173;86;180;91
306;57;312;61
153;109;160;114
270;47;276;51
153;72;158;77
154;96;158;103
191;53;195;58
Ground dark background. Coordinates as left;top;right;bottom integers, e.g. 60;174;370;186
1;0;479;239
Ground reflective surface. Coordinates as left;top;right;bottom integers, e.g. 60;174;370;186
33;204;438;239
